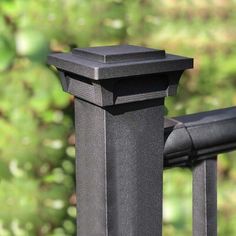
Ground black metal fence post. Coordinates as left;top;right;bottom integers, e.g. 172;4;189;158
193;157;217;236
48;45;193;236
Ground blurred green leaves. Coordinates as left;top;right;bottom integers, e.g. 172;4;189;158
16;29;49;62
0;36;15;71
0;0;74;234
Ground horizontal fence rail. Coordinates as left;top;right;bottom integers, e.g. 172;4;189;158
164;106;236;236
164;106;236;168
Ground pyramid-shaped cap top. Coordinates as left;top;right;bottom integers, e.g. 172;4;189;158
48;45;193;80
72;45;166;64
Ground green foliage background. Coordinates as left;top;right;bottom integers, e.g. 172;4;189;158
0;0;236;235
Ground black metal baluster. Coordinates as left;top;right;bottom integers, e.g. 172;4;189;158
193;157;217;236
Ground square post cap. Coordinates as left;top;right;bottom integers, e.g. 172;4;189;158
48;45;193;106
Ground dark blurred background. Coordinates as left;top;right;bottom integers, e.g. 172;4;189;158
0;0;236;235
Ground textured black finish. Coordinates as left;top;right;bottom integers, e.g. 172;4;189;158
72;45;166;63
193;157;217;236
48;45;193;80
48;45;193;236
164;107;236;168
75;98;164;236
58;71;183;107
48;45;193;106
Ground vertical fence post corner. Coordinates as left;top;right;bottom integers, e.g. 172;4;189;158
48;45;193;236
